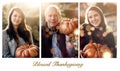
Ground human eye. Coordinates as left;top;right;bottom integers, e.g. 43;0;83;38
94;14;98;17
88;16;92;19
48;15;52;17
13;14;17;17
19;15;22;19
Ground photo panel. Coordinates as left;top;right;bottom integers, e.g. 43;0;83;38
2;2;40;58
41;2;78;58
80;2;117;58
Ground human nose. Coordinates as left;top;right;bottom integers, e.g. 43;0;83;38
91;16;95;21
51;15;56;20
16;16;20;20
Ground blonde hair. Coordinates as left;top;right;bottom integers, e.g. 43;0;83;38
85;6;107;31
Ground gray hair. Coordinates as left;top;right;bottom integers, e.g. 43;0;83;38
45;5;61;17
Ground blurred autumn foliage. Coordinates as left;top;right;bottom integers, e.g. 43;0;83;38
2;3;39;47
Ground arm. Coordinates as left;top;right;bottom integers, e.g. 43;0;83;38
2;30;13;58
104;32;116;58
29;31;34;44
80;24;90;50
104;32;115;48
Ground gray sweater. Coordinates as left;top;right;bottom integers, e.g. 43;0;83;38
2;30;33;58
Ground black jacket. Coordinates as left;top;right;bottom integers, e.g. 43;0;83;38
41;23;68;58
80;23;116;57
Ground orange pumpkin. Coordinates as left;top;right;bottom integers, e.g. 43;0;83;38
15;44;39;58
59;18;78;35
81;43;112;58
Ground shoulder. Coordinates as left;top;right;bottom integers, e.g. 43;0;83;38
42;23;47;29
104;26;114;36
41;23;48;33
3;29;7;35
2;29;9;40
41;25;46;30
107;32;114;37
103;30;114;38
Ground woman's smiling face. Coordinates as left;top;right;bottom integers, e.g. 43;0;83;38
88;10;101;27
11;10;22;27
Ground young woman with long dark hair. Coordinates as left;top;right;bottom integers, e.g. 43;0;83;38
2;7;33;58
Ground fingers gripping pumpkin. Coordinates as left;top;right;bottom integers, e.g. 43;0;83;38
59;18;78;35
15;44;39;58
81;43;112;58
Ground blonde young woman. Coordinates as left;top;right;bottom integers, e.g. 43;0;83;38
80;6;116;58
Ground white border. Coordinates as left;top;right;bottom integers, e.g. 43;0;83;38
0;0;119;71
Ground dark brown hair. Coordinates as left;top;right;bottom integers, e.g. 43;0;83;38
6;7;32;44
